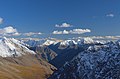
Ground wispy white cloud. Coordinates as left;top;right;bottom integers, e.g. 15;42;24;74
0;17;3;24
0;26;21;36
52;28;91;34
12;32;21;36
71;36;120;42
86;36;120;40
70;29;91;34
0;26;43;37
0;26;17;34
55;23;72;28
23;32;42;36
52;30;63;34
106;13;114;17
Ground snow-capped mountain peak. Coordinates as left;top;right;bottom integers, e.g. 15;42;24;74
60;40;77;46
0;37;35;57
77;37;94;44
60;37;94;46
43;39;58;46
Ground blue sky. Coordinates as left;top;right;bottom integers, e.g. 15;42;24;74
0;0;120;38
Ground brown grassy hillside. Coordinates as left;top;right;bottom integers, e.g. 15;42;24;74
0;54;55;79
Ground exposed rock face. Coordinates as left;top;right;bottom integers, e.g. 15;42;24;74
49;41;120;79
29;46;57;61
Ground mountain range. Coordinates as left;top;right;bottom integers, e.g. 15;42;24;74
0;37;119;79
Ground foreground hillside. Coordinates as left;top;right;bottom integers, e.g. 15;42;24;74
0;55;54;79
0;37;55;79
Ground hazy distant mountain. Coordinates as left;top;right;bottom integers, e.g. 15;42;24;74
21;38;60;47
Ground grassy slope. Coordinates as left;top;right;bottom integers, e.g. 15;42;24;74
0;55;54;79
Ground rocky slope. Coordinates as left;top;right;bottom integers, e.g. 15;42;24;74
49;41;120;79
29;46;57;61
48;38;97;68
